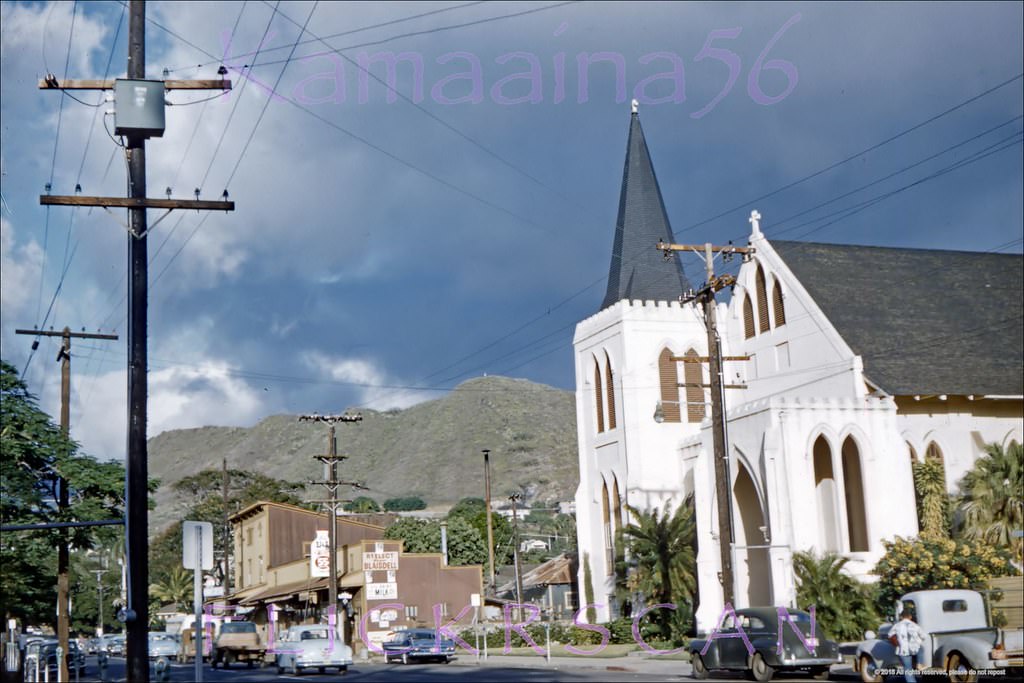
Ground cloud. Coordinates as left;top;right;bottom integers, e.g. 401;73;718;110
301;350;434;411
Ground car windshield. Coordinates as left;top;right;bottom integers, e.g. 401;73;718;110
149;634;176;642
298;629;329;640
221;622;256;633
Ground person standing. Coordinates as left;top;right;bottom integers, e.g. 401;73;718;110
891;610;925;682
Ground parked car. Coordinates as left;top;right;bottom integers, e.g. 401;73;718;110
856;589;1024;683
31;638;86;678
273;624;352;675
148;632;182;659
382;628;457;665
106;634;126;656
211;620;266;668
688;607;842;681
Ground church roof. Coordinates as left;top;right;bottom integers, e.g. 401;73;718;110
601;112;690;310
772;240;1024;396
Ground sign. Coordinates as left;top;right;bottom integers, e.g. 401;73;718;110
363;551;399;571
470;593;481;607
366;583;398;600
182;521;214;570
386;570;396;583
377;609;399;622
310;530;330;578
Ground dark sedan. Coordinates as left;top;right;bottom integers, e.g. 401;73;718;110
382;628;457;664
688;607;842;681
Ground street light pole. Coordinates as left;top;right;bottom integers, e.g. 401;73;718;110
483;449;496;594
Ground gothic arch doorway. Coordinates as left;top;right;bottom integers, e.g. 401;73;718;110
813;436;841;553
733;462;772;607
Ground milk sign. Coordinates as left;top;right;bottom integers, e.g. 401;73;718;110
310;530;330;578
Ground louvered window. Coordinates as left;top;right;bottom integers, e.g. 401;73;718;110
756;264;770;333
772;279;786;327
658;348;681;422
684;348;705;423
743;294;755;339
594;359;605;433
605;354;616;430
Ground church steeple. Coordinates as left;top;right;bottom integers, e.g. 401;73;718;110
600;103;690;310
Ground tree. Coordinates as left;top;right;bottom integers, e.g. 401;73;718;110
1;360;128;628
448;497;514;569
149;566;193;614
872;535;1014;616
954;442;1023;566
383;517;487;566
616;495;697;641
914;458;949;538
343;496;381;513
792;551;877;641
383;496;426;511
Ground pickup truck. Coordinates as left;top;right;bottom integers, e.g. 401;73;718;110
856;589;1023;682
210;621;266;669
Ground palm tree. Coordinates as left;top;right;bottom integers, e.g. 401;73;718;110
955;442;1023;566
150;565;193;613
616;495;696;640
792;551;877;641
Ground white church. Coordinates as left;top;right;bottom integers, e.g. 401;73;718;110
572;107;1024;633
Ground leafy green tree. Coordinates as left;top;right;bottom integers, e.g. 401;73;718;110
872;535;1014;616
792;551;877;641
448;497;486;518
616;495;696;642
1;360;128;628
914;458;949;538
383;496;426;511
344;496;381;513
448;497;514;569
954;442;1023;566
383;517;487;566
69;544;123;636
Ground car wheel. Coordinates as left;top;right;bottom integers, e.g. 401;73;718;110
812;666;831;680
224;651;234;669
290;659;301;676
859;655;881;683
276;663;284;675
947;652;976;683
750;652;775;682
247;659;254;668
318;666;326;674
338;665;348;675
691;653;710;680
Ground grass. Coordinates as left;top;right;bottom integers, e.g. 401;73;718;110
480;643;690;660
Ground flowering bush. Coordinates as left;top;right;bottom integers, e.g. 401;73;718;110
872;535;1014;615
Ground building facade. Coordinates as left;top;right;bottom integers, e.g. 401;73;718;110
574;109;1024;631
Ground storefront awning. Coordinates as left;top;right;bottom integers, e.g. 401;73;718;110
238;577;330;605
339;571;365;588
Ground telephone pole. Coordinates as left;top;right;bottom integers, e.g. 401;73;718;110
15;326;118;680
656;237;755;607
222;458;231;596
300;413;363;642
37;2;233;678
509;493;524;617
483;449;496;594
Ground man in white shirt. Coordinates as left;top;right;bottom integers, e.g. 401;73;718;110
891;610;926;683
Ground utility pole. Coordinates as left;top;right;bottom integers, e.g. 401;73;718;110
92;568;108;636
300;413;363;644
656;237;755;608
482;449;496;594
509;493;524;618
15;327;118;680
222;458;231;597
36;3;233;678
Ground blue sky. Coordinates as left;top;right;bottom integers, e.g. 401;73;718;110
1;1;1021;460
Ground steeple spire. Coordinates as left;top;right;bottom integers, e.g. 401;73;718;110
600;109;689;310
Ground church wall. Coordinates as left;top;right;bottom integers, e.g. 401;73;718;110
895;396;1024;492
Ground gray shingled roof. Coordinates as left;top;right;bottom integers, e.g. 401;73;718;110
772;240;1024;396
601;113;690;310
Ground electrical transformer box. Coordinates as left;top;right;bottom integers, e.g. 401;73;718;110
114;79;165;138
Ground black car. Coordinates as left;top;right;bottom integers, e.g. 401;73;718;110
382;629;457;664
688;607;842;681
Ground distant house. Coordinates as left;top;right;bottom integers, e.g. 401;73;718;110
519;539;549;553
496;554;578;619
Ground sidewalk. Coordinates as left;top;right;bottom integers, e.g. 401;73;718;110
446;652;690;676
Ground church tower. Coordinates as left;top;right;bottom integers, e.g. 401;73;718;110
573;105;708;623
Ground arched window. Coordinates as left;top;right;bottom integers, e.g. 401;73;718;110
842;438;869;552
658;348;681;423
594;357;605;434
772;279;786;327
611;476;622;538
756;264;770;333
743;294;755;339
813;436;840;553
605;353;617;430
684;348;705;423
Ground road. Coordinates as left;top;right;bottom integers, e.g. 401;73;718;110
39;655;860;683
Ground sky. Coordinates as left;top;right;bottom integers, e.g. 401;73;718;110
1;1;1022;462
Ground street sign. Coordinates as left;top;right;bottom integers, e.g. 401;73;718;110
310;530;330;578
182;521;214;570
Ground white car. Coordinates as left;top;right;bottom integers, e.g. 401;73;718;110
273;625;352;675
